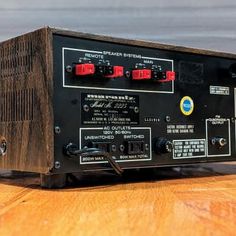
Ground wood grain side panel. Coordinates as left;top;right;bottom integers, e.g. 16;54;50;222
0;28;54;173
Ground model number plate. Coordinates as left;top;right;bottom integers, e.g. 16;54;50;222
81;93;139;125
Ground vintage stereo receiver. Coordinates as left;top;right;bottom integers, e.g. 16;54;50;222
0;27;236;187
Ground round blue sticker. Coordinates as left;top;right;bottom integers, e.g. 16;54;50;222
180;96;194;115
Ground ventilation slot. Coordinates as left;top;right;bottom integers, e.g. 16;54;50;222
0;89;35;122
0;40;33;79
179;61;204;85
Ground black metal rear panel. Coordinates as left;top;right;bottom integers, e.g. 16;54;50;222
52;34;236;173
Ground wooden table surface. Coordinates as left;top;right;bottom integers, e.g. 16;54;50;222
1;163;236;236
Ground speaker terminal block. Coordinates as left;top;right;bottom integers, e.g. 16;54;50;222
131;68;175;82
67;62;124;79
66;62;175;83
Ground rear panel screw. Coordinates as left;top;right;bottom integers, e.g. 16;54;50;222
54;126;61;134
66;65;72;73
125;71;131;78
165;116;171;122
134;107;139;113
55;161;61;169
120;144;125;152
111;145;117;152
0;140;7;156
83;105;90;112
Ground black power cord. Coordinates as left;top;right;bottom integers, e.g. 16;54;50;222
64;143;123;176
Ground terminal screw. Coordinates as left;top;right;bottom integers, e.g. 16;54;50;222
125;71;131;78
